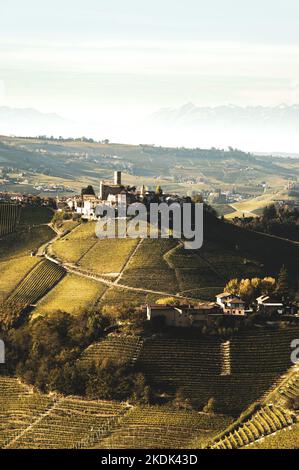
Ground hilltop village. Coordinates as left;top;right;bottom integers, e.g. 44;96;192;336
59;170;192;219
0;169;298;327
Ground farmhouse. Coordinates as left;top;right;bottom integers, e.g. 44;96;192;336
222;297;245;315
147;303;223;327
216;292;245;315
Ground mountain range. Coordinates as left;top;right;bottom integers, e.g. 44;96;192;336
0;107;74;138
147;103;299;152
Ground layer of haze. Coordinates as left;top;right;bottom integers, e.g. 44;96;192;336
1;0;299;152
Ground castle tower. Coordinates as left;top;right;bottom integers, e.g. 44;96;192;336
114;170;121;185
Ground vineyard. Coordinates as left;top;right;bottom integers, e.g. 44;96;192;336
95;406;233;449
210;404;296;449
48;216;299;303
121;239;180;294
0;377;55;448
0;378;232;449
247;423;299;449
135;328;299;413
0;203;21;237
80;335;143;367
0;256;39;301
9;259;66;305
99;284;163;307
33;273;106;316
77;332;298;414
0;378;129;449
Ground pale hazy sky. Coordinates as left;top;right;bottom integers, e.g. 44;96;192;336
1;1;299;146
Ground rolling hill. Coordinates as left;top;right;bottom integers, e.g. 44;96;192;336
1;135;299;197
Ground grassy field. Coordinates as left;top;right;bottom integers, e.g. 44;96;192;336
0;256;39;301
50;238;96;264
33;273;106;316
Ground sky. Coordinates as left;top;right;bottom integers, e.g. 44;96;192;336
1;1;299;149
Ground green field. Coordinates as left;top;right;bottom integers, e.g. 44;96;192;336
33;273;106;316
50;222;98;263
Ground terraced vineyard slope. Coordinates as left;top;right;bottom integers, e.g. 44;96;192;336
136;328;299;414
80;335;143;367
0;378;129;449
95;406;233;449
210;404;296;449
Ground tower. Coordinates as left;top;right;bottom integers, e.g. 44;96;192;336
114;170;121;185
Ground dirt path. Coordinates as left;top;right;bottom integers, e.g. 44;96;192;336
114;238;143;285
37;224;199;301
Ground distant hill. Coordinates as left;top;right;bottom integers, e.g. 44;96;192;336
0;107;74;137
148;103;299;152
0;136;298;197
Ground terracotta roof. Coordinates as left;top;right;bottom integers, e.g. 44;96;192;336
148;304;175;310
228;297;245;304
216;292;231;298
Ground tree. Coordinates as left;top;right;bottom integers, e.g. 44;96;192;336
275;266;289;298
262;204;277;222
81;185;95;196
224;279;239;295
261;277;276;295
192;194;203;204
239;279;254;304
203;397;216;414
156;297;178;306
155;185;162;196
173;387;192;410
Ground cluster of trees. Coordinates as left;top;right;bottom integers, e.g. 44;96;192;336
33;135;110;144
1;309;151;404
233;204;299;241
225;276;276;305
52;210;80;230
224;266;290;305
